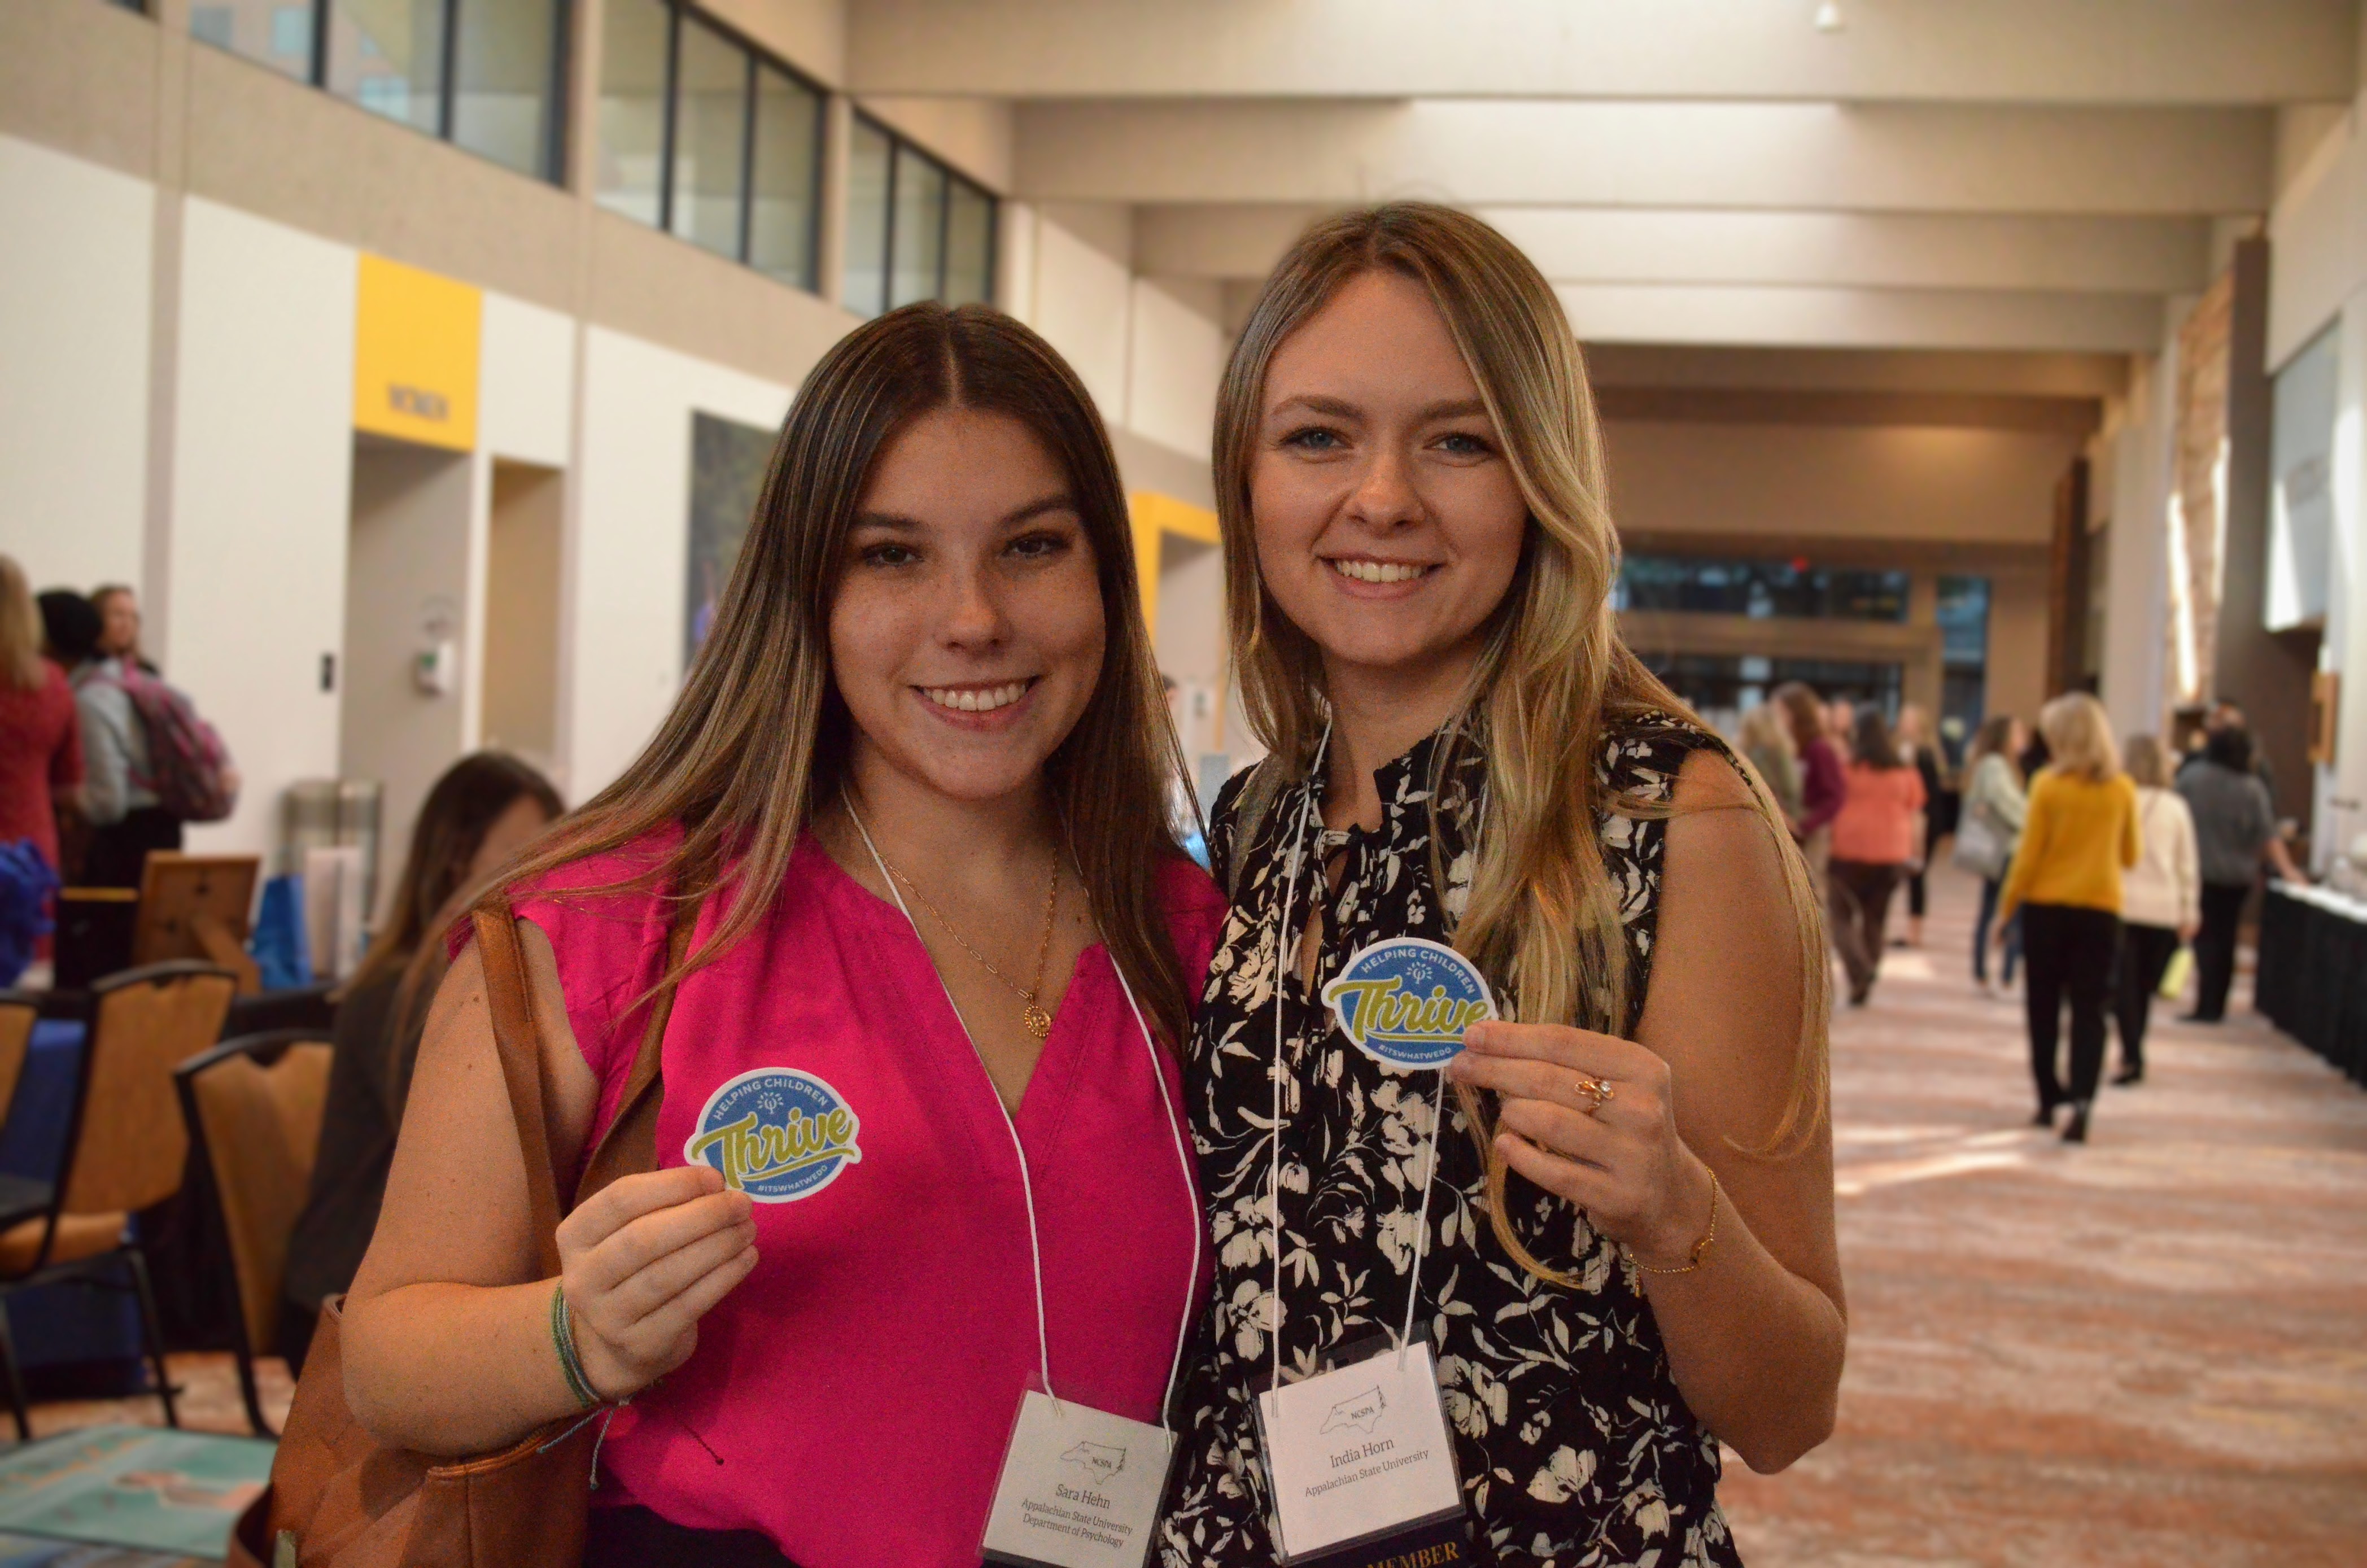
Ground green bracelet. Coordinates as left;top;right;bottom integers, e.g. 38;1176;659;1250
551;1283;600;1409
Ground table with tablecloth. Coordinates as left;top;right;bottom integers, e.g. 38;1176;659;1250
2255;881;2367;1085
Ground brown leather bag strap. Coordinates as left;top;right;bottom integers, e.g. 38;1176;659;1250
573;905;698;1207
473;902;567;1280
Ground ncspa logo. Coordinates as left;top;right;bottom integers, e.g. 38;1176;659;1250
1321;937;1495;1069
683;1068;862;1202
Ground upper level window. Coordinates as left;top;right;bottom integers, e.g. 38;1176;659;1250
842;115;995;318
187;0;566;183
596;0;824;293
1614;556;1910;623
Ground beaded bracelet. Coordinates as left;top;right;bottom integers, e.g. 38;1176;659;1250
551;1282;601;1409
1620;1169;1721;1294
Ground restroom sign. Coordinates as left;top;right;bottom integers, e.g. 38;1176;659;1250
355;254;480;451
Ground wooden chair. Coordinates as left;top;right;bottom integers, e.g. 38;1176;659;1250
0;961;235;1438
173;1028;333;1435
0;993;34;1131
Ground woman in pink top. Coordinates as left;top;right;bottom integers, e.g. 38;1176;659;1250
340;305;1224;1567
1827;708;1927;1007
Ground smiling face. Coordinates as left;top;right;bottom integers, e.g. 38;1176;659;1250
1249;269;1530;689
828;405;1106;806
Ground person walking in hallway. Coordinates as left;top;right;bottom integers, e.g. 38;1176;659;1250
1960;714;2028;992
1828;709;1925;1006
1895;702;1947;948
2174;724;2301;1022
1995;694;2139;1143
44;593;182;889
2112;734;2198;1085
1739;699;1801;820
0;557;83;881
1776;680;1846;898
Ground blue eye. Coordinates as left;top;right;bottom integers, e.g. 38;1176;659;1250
1436;432;1492;456
1283;426;1344;452
860;543;918;567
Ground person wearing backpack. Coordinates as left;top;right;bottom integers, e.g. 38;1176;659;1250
50;588;238;888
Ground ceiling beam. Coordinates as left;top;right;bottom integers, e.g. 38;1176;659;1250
1016;101;2273;216
1134;204;2213;294
1556;284;2168;353
849;0;2358;106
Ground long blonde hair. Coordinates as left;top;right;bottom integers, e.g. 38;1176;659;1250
2040;693;2119;784
0;556;45;691
494;304;1199;1049
1216;204;1829;1285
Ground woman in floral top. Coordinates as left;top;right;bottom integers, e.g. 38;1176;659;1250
1156;206;1845;1567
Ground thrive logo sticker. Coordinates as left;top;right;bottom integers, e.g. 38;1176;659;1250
1322;937;1493;1069
683;1068;862;1203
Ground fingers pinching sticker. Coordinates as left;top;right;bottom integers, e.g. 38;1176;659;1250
683;1067;862;1202
1322;937;1494;1069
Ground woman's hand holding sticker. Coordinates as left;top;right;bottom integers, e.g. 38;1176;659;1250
556;1164;759;1401
1445;1022;1715;1273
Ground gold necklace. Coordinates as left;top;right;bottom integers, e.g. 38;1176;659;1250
872;838;1063;1040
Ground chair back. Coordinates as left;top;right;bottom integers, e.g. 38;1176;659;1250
176;1030;333;1361
67;962;236;1216
0;993;34;1129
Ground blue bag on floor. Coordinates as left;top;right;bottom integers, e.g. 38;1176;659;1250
0;841;59;989
250;872;312;991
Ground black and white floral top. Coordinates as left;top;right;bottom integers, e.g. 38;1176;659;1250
1158;713;1743;1568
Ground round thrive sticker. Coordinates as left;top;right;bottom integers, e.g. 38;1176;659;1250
682;1068;863;1202
1321;936;1495;1069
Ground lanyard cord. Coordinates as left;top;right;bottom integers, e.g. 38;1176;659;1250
846;794;1199;1422
1267;729;1483;1384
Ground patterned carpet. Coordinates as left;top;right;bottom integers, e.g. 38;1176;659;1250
20;867;2367;1565
1720;864;2367;1567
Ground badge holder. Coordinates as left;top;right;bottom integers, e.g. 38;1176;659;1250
980;1373;1178;1568
848;801;1199;1568
1250;1329;1469;1566
1250;767;1492;1566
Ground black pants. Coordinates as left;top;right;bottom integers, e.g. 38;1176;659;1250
2113;922;2181;1072
2021;903;2120;1108
1827;859;1902;995
2192;881;2251;1021
1973;876;2022;984
585;1506;803;1568
1906;863;1928;920
82;805;182;889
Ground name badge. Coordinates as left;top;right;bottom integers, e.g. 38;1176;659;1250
1322;938;1494;1071
1254;1340;1468;1563
981;1391;1174;1568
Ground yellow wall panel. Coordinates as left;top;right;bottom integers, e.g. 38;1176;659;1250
353;254;481;451
1128;490;1222;643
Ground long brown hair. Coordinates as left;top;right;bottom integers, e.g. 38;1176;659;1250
0;556;45;691
492;304;1199;1048
1216;204;1829;1285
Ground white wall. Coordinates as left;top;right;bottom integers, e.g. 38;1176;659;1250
171;197;357;864
2314;299;2367;870
2097;344;2179;744
1128;277;1225;460
570;327;792;797
1027;204;1135;425
471;291;577;766
0;134;152;595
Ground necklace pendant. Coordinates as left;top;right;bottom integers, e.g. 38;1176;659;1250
1021;1004;1053;1040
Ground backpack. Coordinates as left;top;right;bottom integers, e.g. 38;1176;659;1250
105;665;238;823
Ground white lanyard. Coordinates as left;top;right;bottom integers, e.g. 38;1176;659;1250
1265;727;1453;1384
845;798;1200;1420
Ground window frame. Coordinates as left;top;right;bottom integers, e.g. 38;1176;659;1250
849;110;997;316
632;1;826;290
185;0;574;186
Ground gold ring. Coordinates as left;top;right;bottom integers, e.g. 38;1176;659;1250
1573;1075;1614;1113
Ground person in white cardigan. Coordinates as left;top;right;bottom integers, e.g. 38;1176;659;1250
2114;733;2200;1084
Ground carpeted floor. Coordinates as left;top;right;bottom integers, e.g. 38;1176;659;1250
18;867;2366;1565
1720;863;2367;1567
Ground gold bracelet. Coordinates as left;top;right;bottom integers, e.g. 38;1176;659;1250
1621;1169;1720;1291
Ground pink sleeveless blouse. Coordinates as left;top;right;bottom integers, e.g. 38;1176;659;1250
505;832;1224;1566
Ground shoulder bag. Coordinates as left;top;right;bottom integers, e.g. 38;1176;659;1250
229;899;689;1568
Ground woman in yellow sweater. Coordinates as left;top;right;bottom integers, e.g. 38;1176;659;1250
1995;693;2140;1143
